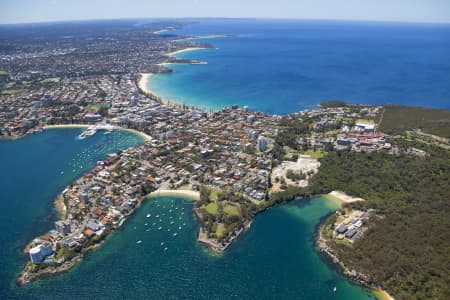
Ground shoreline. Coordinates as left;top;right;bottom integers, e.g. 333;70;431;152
136;46;216;112
166;47;210;56
43;124;89;129
148;189;200;201
43;124;152;142
318;197;395;300
325;190;365;204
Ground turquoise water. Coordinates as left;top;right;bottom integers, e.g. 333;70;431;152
150;19;450;114
0;129;379;299
0;129;144;298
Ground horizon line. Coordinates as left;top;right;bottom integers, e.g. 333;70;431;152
1;16;450;27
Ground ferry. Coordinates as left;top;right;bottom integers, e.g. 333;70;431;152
78;127;97;139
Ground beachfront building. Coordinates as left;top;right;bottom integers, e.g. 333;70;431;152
29;243;53;264
258;136;267;152
55;220;71;235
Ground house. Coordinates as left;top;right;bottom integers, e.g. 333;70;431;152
345;228;358;239
335;225;348;234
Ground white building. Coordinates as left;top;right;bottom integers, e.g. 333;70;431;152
29;243;53;264
258;136;267;152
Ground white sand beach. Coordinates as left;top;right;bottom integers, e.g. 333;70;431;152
166;47;208;56
149;189;200;200
327;191;365;203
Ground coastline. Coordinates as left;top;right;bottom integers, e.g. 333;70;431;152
136;46;215;111
166;47;210;56
325;190;365;204
43;124;89;129
319;196;394;300
43;124;152;142
148;189;200;201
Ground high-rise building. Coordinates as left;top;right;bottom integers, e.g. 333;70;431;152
258;136;267;152
55;220;71;235
29;243;53;264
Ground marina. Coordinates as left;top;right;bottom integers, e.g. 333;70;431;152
77;124;119;139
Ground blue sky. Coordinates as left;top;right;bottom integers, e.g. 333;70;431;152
0;0;449;24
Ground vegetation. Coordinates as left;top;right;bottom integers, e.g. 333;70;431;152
40;77;61;84
286;169;306;181
319;100;348;108
301;149;327;159
196;187;257;242
380;105;450;138
309;150;450;300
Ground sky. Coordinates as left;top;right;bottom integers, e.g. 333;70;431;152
0;0;449;24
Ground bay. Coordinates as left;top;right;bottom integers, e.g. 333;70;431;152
0;129;380;299
150;19;450;114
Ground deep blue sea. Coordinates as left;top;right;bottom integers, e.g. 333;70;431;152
149;19;450;114
0;129;381;299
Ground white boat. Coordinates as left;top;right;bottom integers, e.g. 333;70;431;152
78;127;97;138
173;233;177;236
146;214;151;218
333;287;337;292
160;242;164;246
164;247;168;251
158;227;162;230
136;240;142;244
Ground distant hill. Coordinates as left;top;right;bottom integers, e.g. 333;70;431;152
380;105;450;138
319;100;348;108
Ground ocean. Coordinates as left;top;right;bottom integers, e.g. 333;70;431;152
0;129;380;299
149;19;450;114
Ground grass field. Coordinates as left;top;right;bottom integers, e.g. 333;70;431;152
356;118;375;125
40;77;61;84
4;82;16;88
1;89;25;95
223;204;240;216
301;149;327;159
205;202;219;215
84;103;108;110
215;223;225;238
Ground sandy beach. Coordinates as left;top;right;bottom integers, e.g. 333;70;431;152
376;289;395;300
166;47;209;56
43;124;89;129
149;189;200;200
120;128;152;141
137;73;158;97
327;191;365;203
44;124;152;141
